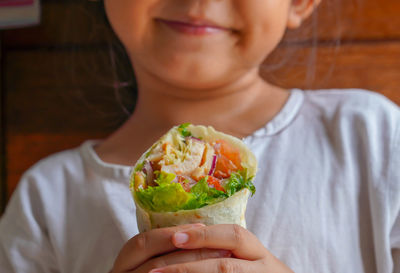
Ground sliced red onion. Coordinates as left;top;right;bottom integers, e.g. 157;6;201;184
189;136;203;142
142;161;154;186
208;155;217;175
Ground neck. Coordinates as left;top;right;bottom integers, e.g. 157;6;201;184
95;66;289;165
131;66;287;136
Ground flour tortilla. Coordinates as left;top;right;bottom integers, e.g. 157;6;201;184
131;124;257;232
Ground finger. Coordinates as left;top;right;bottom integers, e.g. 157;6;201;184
113;223;205;272
172;224;268;260
136;248;232;273
148;258;262;273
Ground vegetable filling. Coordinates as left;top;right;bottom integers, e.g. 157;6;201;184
132;124;256;212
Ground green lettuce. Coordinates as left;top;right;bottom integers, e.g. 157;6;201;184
178;123;192;137
136;183;189;212
183;178;226;210
154;171;176;185
225;169;256;197
135;169;255;212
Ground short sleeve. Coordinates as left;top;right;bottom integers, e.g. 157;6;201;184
0;173;58;273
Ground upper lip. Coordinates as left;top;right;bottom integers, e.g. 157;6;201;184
157;17;228;30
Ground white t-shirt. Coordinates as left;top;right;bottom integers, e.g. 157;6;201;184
1;89;399;273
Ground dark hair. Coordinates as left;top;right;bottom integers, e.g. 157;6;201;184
65;0;137;129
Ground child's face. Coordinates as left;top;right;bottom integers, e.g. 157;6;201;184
105;0;293;89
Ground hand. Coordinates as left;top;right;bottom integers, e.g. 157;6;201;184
149;224;294;273
110;223;231;273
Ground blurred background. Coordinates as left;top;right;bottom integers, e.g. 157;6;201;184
1;0;400;214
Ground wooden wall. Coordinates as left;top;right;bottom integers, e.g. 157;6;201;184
1;0;400;213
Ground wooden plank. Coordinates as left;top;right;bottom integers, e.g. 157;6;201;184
5;50;115;89
3;0;400;48
5;50;136;133
6;133;108;199
262;42;400;105
6;86;134;133
285;0;400;42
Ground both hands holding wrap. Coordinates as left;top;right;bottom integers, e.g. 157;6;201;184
110;223;293;273
111;124;293;272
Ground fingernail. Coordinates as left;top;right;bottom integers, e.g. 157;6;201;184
174;232;189;245
219;250;232;257
191;223;205;227
149;269;164;273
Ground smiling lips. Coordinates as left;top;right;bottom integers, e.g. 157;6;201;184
157;19;229;35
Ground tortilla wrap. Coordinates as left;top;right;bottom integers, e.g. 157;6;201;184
130;124;257;232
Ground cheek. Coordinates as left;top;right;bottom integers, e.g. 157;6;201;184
236;0;290;63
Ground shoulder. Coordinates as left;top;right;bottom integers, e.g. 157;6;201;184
0;144;84;230
300;88;400;170
304;88;400;180
20;145;85;188
0;144;91;271
303;88;399;113
304;88;397;108
7;143;89;211
301;88;400;130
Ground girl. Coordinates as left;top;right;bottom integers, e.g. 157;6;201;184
1;0;400;272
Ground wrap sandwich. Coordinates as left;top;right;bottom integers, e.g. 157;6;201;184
130;124;257;232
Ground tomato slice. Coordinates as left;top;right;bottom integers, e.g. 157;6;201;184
206;176;225;192
213;140;242;179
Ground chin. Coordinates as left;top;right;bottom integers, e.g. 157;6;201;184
163;70;231;90
160;63;235;90
136;52;241;91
